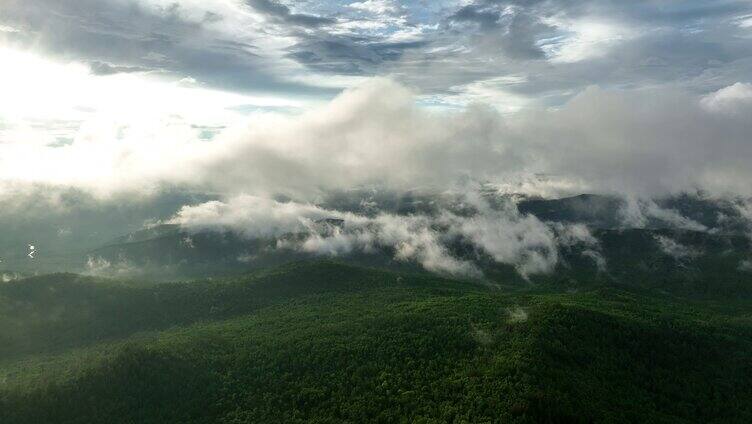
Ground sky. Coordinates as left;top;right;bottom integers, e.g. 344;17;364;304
1;0;752;198
2;0;752;276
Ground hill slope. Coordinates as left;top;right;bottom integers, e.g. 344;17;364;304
2;262;752;423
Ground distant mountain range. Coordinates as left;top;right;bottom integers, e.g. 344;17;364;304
3;192;751;288
67;193;751;293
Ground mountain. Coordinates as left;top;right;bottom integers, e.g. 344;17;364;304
1;261;751;423
82;225;752;297
0;190;219;274
84;224;416;280
517;193;746;231
3;191;750;295
518;194;627;228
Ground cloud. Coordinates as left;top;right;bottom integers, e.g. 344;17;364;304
581;249;607;273
447;196;562;277
185;78;517;198
404;0;752;108
169;190;603;279
348;1;404;17
170;195;332;239
507;84;752;197
245;0;334;28
4;1;752;276
200;79;752;199
552;223;600;248
0;0;328;96
171;194;484;277
618;198;707;231
4;77;752;202
539;18;636;64
3;0;752;106
88;61;151;76
447;3;556;60
284;35;427;76
654;235;701;261
701;82;752;113
170;194;484;278
449;4;501;30
84;255;140;278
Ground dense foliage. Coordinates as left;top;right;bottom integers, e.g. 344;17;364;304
1;261;752;423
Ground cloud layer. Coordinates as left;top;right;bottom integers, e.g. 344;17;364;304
4;77;752;200
3;0;752;105
170;192;600;278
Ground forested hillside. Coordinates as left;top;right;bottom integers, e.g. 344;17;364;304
2;262;751;423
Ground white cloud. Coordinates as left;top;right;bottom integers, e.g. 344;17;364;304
508;84;752;197
2;75;752;202
701;82;752;113
172;194;484;277
618;197;707;231
733;14;752;29
552;222;599;248
0;25;20;33
654;235;701;260
449;198;560;277
171;195;332;239
348;0;403;16
539;18;636;63
170;191;601;279
84;255;140;278
445;75;532;112
0;46;302;131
